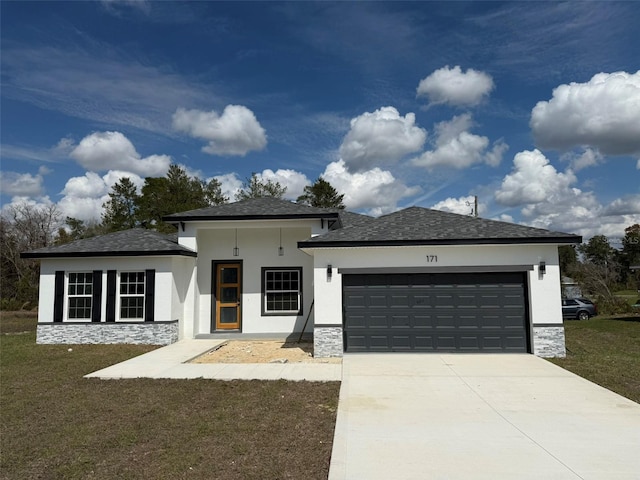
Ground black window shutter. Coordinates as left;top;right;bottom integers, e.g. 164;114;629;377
53;271;64;323
106;270;116;322
91;270;102;322
144;269;155;322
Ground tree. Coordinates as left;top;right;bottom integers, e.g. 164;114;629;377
137;164;228;232
202;177;227;206
235;173;287;201
0;203;62;309
56;217;107;245
297;177;345;209
620;224;640;288
102;177;140;232
578;235;616;266
558;245;578;277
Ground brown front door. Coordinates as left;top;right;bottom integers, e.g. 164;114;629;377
215;263;241;330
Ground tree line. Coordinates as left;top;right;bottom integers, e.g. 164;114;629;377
559;224;640;314
0;166;345;309
2;164;637;311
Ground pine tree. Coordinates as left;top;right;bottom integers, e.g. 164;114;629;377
235;173;287;201
297;177;345;209
102;177;140;232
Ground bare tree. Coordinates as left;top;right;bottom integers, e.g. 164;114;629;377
0;202;62;309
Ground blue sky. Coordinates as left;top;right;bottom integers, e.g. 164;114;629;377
1;1;639;243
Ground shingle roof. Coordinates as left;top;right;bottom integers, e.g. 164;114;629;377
21;229;197;259
163;197;341;222
298;206;582;248
334;210;373;229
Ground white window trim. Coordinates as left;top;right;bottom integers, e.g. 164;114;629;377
262;267;302;316
66;271;93;322
117;271;146;322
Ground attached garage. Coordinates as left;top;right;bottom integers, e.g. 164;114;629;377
342;271;530;353
299;206;582;358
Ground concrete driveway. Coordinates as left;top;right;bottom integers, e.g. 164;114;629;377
329;354;640;480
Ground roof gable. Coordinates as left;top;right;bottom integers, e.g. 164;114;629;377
21;229;197;259
299;206;582;247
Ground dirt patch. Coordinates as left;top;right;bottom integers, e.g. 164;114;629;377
191;340;342;364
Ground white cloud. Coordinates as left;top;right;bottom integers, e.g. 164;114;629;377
417;65;494;107
214;173;244;201
61;172;109;199
322;159;420;214
257;169;310;200
495;149;577;207
213;169;309;201
521;192;640;240
0;196;56;219
601;196;640;216
531;71;640;155
339;106;427;172
57;170;145;222
430;195;484;216
172;106;267;156
69;131;171;176
412;114;507;169
561;148;604;172
0;171;45;197
493;149;640;239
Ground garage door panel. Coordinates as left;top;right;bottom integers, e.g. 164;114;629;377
344;272;529;353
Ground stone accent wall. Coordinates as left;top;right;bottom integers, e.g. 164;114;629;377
36;321;179;346
314;326;343;358
533;326;566;358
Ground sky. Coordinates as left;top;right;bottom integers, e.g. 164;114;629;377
1;1;639;245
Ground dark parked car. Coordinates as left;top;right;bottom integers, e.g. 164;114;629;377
562;298;597;320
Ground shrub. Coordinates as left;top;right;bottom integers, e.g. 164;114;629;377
595;295;633;315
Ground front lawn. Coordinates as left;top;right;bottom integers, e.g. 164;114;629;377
550;315;640;403
0;313;340;480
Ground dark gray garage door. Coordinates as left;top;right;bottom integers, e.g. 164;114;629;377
343;272;529;352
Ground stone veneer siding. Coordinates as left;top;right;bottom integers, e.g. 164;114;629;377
36;321;179;345
314;326;343;358
532;325;566;358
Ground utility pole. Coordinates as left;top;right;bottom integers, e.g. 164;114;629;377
466;196;479;217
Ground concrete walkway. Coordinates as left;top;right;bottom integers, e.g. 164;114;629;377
329;354;640;480
85;339;342;381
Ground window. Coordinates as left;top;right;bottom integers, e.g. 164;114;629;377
68;272;93;320
262;268;302;315
120;272;145;320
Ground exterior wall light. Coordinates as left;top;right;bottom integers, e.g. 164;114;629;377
278;228;284;256
233;229;239;257
539;261;546;275
327;264;332;281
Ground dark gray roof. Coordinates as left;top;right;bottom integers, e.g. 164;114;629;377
164;197;341;222
21;229;197;259
298;207;582;248
334;210;373;229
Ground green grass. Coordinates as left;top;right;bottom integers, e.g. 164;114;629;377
0;313;340;479
614;290;640;307
550;315;640;403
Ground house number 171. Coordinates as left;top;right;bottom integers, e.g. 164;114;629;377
426;255;438;262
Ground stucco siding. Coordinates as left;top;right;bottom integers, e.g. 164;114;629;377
38;257;182;330
190;223;319;336
309;244;565;357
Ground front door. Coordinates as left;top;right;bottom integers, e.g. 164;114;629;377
215;263;241;330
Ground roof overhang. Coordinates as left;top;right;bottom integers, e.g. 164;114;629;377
164;212;339;224
20;250;198;259
298;236;582;250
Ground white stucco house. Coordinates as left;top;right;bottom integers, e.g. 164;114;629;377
22;197;581;358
